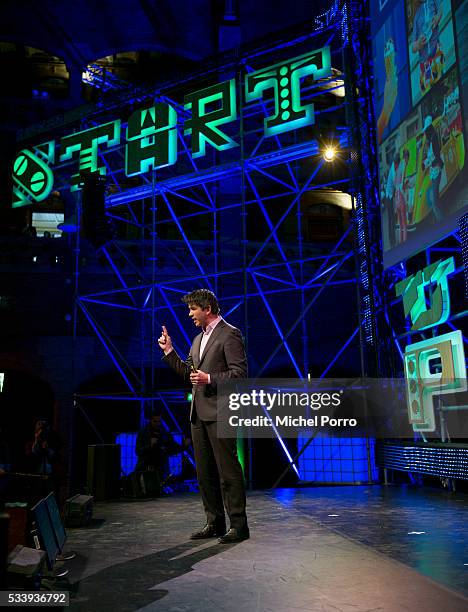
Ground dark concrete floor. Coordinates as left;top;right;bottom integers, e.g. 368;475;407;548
271;485;468;597
59;486;468;612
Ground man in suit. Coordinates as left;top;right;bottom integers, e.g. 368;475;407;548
158;289;249;543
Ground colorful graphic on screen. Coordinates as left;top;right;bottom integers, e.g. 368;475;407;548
456;0;468;136
373;0;411;144
407;0;456;105
371;0;468;268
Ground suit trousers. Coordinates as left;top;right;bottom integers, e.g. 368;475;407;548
191;410;247;530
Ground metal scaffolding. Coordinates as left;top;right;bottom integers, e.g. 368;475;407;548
11;1;467;489
35;1;384;485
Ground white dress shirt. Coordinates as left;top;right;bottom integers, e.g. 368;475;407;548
199;316;222;359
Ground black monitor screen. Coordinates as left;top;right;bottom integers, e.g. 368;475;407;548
44;492;67;552
31;498;58;570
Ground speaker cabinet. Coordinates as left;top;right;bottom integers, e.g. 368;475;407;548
86;444;121;501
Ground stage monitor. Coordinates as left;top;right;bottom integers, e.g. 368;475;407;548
44;492;67;553
31;498;58;570
370;0;468;268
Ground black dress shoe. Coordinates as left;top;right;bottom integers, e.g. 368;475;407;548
190;523;226;540
218;526;250;543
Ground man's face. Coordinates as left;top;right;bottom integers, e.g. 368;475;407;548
36;420;47;434
188;303;211;328
150;416;161;430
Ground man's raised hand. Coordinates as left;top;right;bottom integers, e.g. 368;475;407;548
158;325;173;353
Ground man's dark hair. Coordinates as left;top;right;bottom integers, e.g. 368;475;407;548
182;289;220;315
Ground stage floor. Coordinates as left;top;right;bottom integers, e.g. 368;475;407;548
61;485;468;611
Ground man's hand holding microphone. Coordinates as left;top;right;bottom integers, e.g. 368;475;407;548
158;326;209;385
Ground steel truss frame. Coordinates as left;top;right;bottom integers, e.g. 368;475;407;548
48;1;383;485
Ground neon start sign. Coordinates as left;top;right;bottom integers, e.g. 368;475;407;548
12;47;331;208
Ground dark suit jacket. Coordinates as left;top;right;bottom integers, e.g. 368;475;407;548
163;319;247;421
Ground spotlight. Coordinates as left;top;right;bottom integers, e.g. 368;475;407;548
323;146;337;162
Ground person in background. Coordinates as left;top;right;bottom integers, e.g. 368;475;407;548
0;428;10;476
135;413;188;476
385;152;401;247
402;148;416;224
394;149;410;244
25;419;61;476
135;413;190;497
422;115;444;222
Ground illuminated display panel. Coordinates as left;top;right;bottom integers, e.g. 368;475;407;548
370;0;468;268
31;212;64;237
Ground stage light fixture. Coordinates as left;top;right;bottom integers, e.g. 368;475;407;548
323;146;337;162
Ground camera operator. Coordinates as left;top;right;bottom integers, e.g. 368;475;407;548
135;413;190;495
26;419;61;476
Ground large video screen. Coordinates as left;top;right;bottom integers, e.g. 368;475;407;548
370;0;468;268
